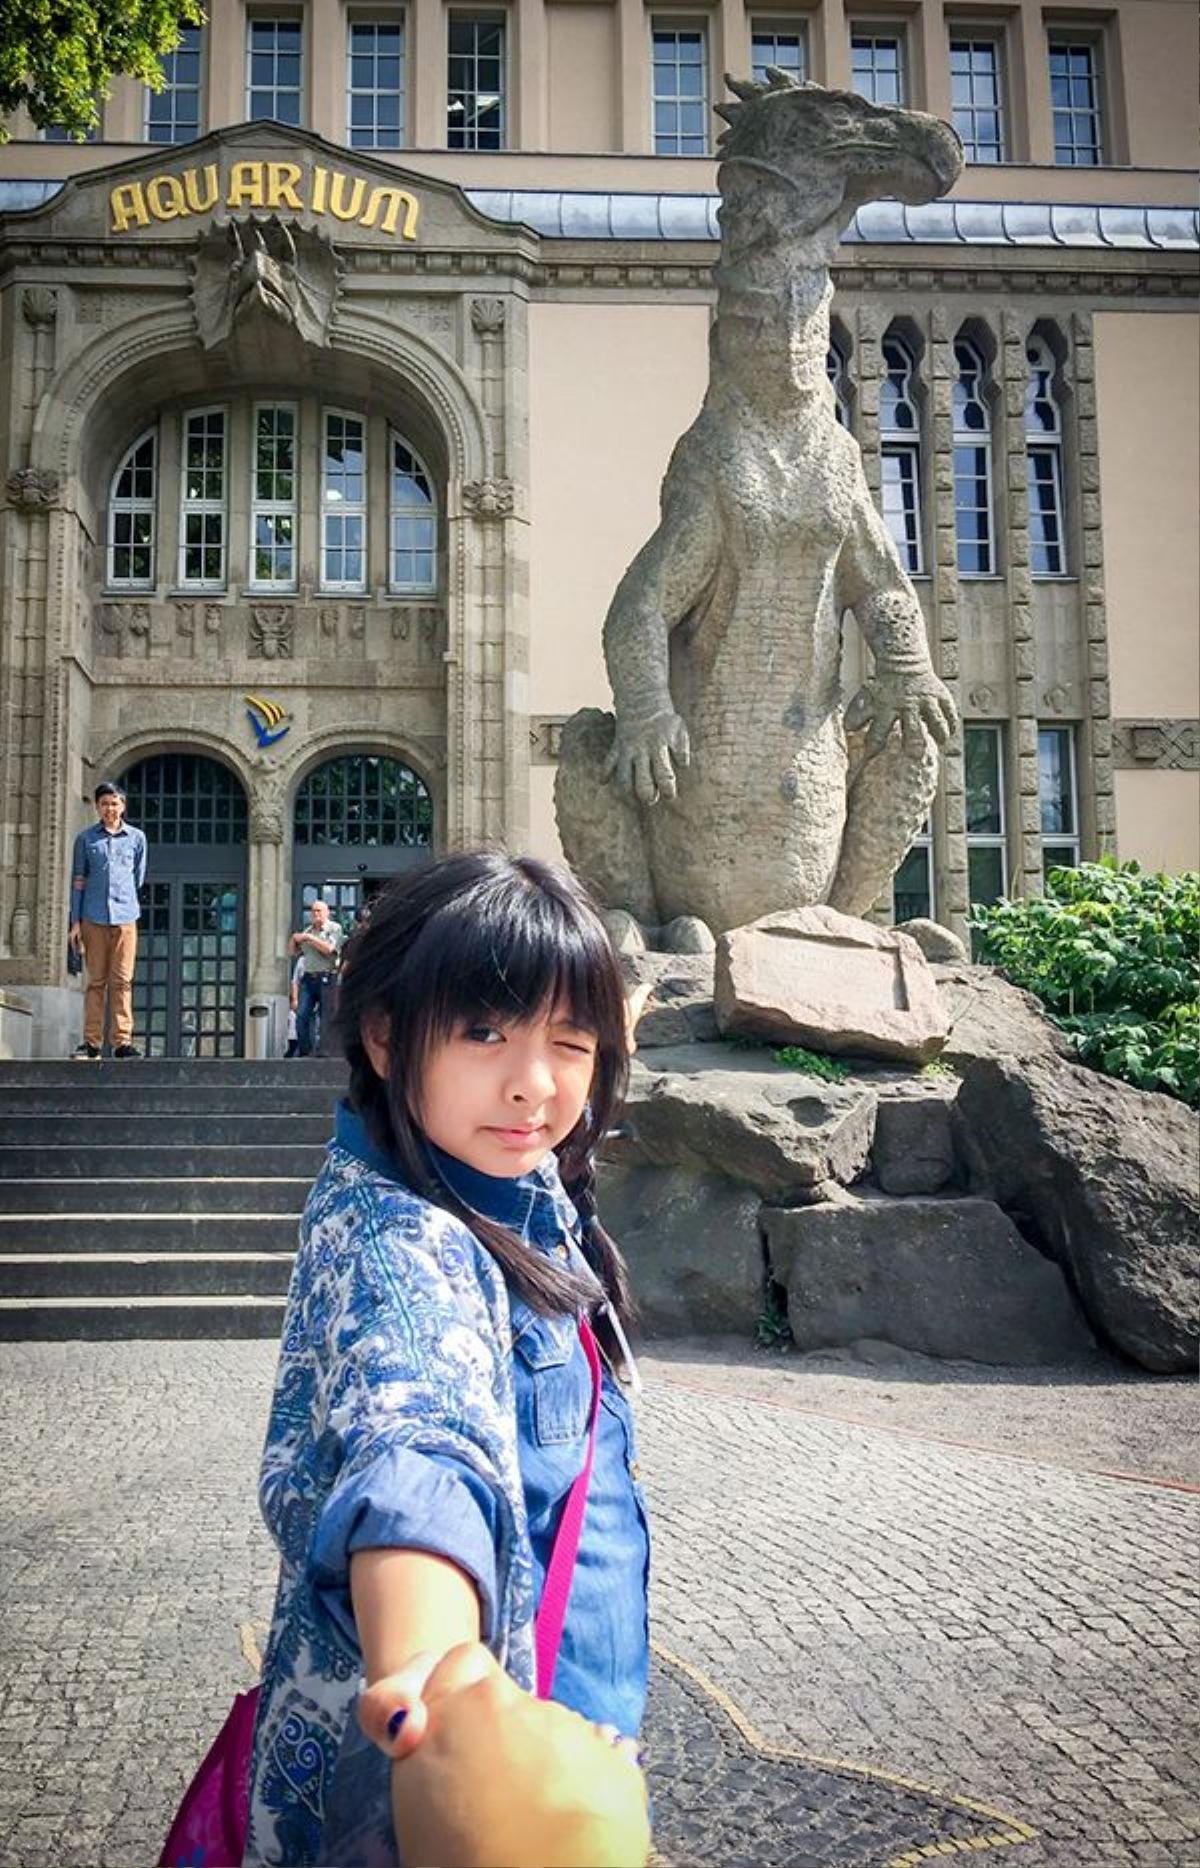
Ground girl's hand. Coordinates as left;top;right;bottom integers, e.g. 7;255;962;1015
357;1650;439;1760
363;1641;650;1867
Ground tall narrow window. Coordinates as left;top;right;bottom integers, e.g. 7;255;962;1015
949;35;1006;162
751;18;808;85
953;337;994;575
827;338;852;430
893;821;934;923
322;411;367;592
107;429;157;588
348;19;405;148
651;24;709;155
1025;336;1066;576
147;24;204;142
1039;726;1080;872
1048;37;1104;165
447;15;506;150
44;119;98;142
390;438;437;591
850;31;905;105
179;409;226;588
251;405;297;589
879;334;923;573
965;725;1008;907
247;17;304;124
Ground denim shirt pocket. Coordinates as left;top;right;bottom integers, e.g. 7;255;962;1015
511;1307;591;1446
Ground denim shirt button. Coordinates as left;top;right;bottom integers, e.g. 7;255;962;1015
630;1461;642;1480
554;1242;570;1261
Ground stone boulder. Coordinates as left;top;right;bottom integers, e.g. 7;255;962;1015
600;1163;763;1335
613;1043;876;1201
715;907;949;1066
896;917;968;963
762;1194;1095;1366
954;1056;1200;1374
620;952;718;1049
871;1082;959;1195
934;963;1072;1071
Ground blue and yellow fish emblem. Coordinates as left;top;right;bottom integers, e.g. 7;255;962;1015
245;693;291;748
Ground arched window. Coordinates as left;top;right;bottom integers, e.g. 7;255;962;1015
1025;337;1067;575
390;437;437;592
293;754;433;848
952;337;995;575
107;428;157;588
879;334;923;573
826;337;853;431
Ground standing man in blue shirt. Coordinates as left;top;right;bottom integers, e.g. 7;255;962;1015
69;780;148;1059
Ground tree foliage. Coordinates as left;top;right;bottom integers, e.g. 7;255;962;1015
971;858;1200;1107
0;0;204;142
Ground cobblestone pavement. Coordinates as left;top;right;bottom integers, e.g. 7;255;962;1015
1;1341;1196;1868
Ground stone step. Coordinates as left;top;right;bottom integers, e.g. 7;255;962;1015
0;1213;299;1251
0;1294;287;1341
0;1177;312;1215
0;1114;334;1146
0;1145;326;1179
0;1085;342;1116
0;1252;294;1298
0;1060;345;1089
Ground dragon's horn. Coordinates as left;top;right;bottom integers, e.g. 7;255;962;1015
279;219;297;263
714;102;741;124
724;74;761;101
766;64;800;90
229;221;244;257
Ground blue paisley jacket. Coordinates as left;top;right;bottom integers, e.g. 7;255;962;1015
244;1107;612;1868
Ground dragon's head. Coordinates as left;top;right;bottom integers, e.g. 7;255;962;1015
715;73;963;262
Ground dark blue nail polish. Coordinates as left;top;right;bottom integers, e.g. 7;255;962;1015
387;1708;407;1739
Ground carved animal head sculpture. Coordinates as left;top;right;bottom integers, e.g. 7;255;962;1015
714;72;963;266
190;215;343;351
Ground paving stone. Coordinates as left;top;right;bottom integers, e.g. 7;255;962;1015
0;1340;1195;1868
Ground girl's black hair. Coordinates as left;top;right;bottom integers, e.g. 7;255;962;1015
336;849;635;1358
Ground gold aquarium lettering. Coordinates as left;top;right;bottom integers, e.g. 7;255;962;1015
109;160;420;239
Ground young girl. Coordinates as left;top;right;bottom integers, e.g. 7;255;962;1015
244;850;651;1867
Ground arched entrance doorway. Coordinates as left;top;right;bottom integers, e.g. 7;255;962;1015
118;753;249;1056
292;754;433;930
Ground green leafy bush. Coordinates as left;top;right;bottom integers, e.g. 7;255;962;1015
970;859;1200;1107
773;1044;850;1083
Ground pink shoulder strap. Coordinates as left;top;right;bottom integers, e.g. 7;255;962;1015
534;1315;602;1700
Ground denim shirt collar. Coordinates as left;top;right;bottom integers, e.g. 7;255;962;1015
333;1099;569;1244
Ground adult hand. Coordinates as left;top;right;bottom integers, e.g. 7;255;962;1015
68;922;82;954
360;1643;650;1868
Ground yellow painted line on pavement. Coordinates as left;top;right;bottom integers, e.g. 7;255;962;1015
650;1638;1037;1864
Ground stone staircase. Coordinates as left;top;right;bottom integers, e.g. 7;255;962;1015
0;1058;345;1339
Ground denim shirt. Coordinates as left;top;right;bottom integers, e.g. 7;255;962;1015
426;1140;651;1740
244;1102;650;1868
70;821;147;925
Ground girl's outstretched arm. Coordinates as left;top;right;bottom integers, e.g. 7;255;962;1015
350;1546;482;1756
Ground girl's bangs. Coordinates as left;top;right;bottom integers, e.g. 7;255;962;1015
414;882;612;1044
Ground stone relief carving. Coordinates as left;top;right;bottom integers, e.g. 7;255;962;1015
1042;684;1072;715
190;217;343;350
97;602;152;655
319;605;365;645
1112;719;1200;771
391;607;443;658
249;607;294;660
249;796;286;843
470;297;506;336
6;468;60;508
462;479;515;520
21;287;57;326
967;684;998;713
555;75;963;938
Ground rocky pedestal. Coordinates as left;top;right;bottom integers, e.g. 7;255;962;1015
955;1056;1200;1375
612;941;1194;1373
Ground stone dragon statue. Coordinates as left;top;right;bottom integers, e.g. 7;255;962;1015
555;75;963;945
